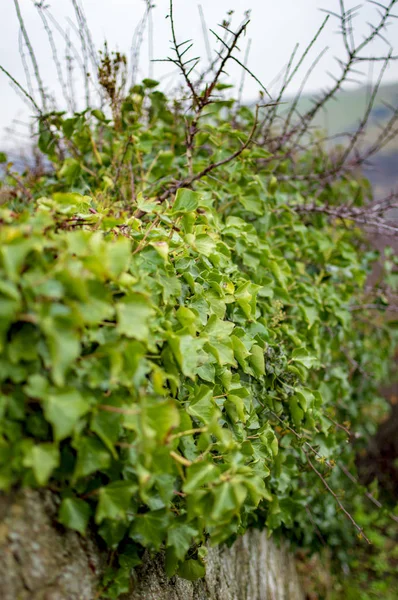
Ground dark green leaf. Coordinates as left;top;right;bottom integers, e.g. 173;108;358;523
59;497;91;535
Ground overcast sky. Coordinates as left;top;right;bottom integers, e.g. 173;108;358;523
1;0;398;150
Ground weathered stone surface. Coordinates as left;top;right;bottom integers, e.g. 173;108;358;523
0;489;304;600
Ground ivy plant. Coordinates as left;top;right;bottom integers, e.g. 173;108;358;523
0;22;397;598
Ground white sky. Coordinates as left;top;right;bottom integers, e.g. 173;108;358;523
1;0;398;149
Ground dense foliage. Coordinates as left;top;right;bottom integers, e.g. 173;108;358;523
1;78;397;598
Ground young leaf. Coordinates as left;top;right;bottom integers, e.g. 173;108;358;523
177;559;206;581
23;443;59;485
172;188;201;213
183;461;219;494
116;294;154;341
291;348;318;369
187;385;219;424
44;390;90;441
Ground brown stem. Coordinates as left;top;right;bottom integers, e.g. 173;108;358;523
305;452;371;544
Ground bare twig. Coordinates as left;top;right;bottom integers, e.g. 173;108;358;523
305;505;327;546
14;0;48;111
146;1;154;79
325;414;353;437
0;65;42;115
5;171;34;200
349;303;398;311
296;203;398;236
306;453;371;544
130;1;152;86
280;1;398;155
237;38;252;107
198;5;212;66
36;4;73;113
263;16;330;136
338;462;398;524
18;29;36;105
267;407;335;469
158;104;263;203
167;0;200;107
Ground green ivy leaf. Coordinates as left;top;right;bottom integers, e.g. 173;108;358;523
250;345;265;377
259;425;278;457
74;437;112;480
59;158;81;184
44;390;91;441
91;410;120;458
91;109;107;121
168;334;204;379
107;238;131;278
58;497;91;535
130;509;170;550
187;385;219;424
172;188;201;213
116;294;154;341
43;325;81;387
177;559;206;581
96;481;137;523
142;78;160;88
231;335;250;368
291;348;318;369
167;521;198;561
23;443;59;485
211;481;247;521
294;388;314;411
145;399;180;441
289;397;304;428
183;461;220;494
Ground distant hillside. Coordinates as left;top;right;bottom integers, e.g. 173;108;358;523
284;81;398;199
291;81;398;140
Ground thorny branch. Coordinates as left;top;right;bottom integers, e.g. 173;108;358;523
265;404;398;540
0;0;396;247
156;1;274;201
295;202;398;236
278;1;398;154
158;104;265;203
14;0;48;111
338;462;398;524
305;452;371;544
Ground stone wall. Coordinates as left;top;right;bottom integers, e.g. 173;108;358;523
0;489;304;600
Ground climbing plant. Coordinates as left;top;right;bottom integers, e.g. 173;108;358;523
1;1;397;597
